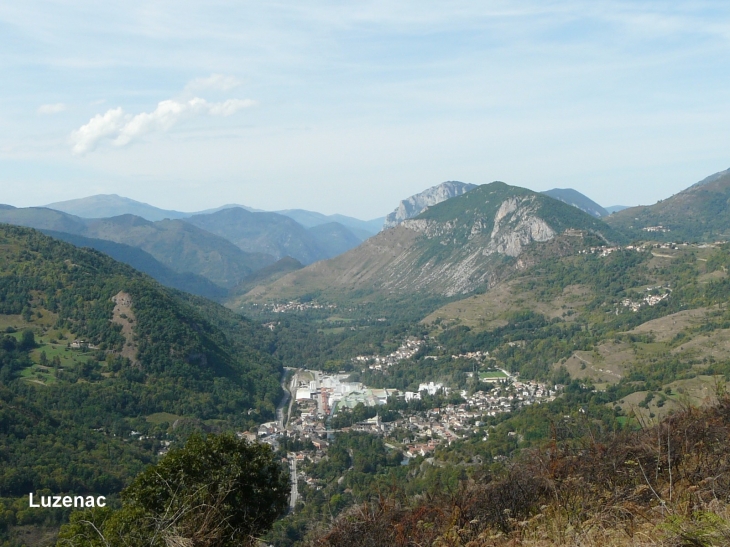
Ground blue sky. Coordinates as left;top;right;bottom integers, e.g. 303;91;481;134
1;1;730;218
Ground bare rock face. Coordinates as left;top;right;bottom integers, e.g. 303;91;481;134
111;291;138;363
241;180;622;305
485;197;555;257
383;181;476;229
391;196;559;296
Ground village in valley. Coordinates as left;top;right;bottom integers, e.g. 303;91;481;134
248;337;557;509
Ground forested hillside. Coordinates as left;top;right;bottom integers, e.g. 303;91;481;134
0;225;282;544
0;207;276;291
42;230;228;300
606;167;730;241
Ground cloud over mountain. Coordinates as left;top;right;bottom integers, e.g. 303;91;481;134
70;96;255;154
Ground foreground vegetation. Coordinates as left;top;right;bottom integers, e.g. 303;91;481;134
57;434;289;547
306;393;730;546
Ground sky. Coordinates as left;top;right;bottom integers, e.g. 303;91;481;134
1;1;730;219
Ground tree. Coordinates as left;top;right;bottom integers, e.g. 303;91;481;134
19;329;35;350
56;434;290;547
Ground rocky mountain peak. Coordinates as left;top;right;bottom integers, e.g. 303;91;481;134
383;181;476;229
242;182;624;305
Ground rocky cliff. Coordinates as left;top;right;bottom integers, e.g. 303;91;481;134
383;181;477;229
241;182;625;303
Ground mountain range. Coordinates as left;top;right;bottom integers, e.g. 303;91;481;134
381;181;618;229
45;194;384;236
383;181;477;228
45;194;194;221
4;167;730;546
240;168;730;310
0;205;369;295
4;169;729;307
244;166;730;308
242;181;625;306
184;207;353;264
0;207;271;289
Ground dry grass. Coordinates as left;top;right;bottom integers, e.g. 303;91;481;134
624;308;713;343
556;340;633;386
423;280;590;330
669;328;730;362
306;394;730;547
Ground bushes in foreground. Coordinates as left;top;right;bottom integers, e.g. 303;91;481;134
307;394;730;547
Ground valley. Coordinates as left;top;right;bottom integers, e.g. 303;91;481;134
264;361;555;489
2;169;730;546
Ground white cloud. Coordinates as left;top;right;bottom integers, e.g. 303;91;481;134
70;107;126;154
37;103;67;115
185;74;241;92
207;98;254;116
70;97;255;154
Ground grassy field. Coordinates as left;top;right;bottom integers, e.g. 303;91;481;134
146;412;182;425
625;307;714;341
423;279;591;330
479;370;508;380
555;340;632;385
612;375;726;423
19;364;57;385
3;315;102;386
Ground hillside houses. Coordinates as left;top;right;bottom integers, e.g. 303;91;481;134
354;337;425;370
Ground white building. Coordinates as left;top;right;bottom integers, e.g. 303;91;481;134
296;388;312;401
418;382;445;396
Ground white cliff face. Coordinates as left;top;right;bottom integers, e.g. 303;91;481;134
383;181;476;229
393;195;557;296
485;197;555;257
401;219;455;238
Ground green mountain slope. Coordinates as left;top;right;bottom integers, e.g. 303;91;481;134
0;224;281;419
0;206;276;290
0;225;282;543
230;256;304;297
244;182;625;304
83;215;275;288
42;230;228;300
185;207;330;264
605;167;730;241
0;206;88;234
